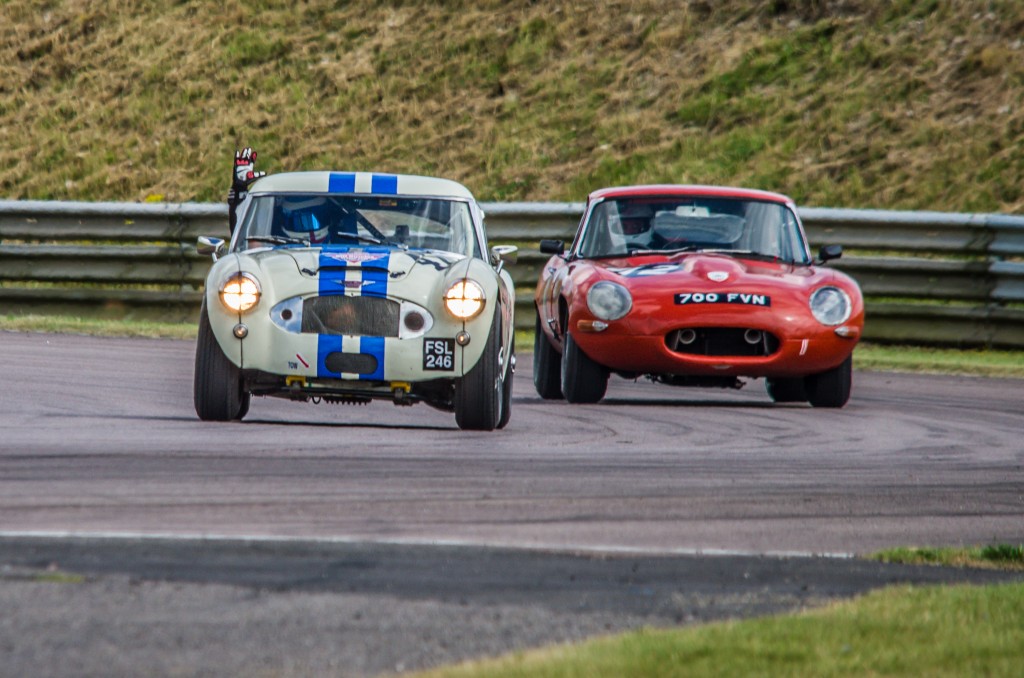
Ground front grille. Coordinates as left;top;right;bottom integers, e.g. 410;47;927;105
666;327;780;357
302;296;400;337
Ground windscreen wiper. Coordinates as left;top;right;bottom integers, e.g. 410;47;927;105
701;249;786;263
628;245;701;256
246;235;309;246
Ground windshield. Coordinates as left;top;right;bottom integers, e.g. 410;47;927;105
233;194;480;257
576;196;810;264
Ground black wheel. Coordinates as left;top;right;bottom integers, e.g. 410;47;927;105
561;331;608;404
806;355;853;408
194;303;250;421
496;350;514;430
533;311;563;400
455;313;502;431
765;377;807;403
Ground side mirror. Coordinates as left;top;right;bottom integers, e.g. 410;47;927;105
539;239;565;255
818;244;843;263
490;244;519;270
197;236;227;261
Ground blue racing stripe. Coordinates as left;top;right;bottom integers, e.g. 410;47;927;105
371;174;398;194
359;336;386;380
313;246;391;381
358;266;389;298
317;246;393;265
316;334;344;378
329;173;356;193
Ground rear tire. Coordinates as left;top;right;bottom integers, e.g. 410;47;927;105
561;331;608;404
806;355;853;408
765;377;807;403
455;313;502;431
194;303;250;421
533;312;563;400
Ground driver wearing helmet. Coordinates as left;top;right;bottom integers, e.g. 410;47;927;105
619;203;652;235
279;199;331;245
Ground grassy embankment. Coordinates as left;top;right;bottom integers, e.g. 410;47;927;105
2;1;1023;212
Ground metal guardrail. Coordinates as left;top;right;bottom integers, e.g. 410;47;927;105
2;200;1023;348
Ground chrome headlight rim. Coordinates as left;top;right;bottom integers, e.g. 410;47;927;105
444;279;486;320
809;285;852;326
219;271;262;313
587;280;633;321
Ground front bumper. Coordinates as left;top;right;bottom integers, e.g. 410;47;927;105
569;307;860;378
207;288;493;383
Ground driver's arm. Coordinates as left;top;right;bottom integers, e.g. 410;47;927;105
227;147;265;234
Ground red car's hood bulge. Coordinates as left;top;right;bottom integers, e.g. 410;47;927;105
593;252;822;291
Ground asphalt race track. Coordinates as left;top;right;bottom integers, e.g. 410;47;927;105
2;332;1021;554
1;331;1022;676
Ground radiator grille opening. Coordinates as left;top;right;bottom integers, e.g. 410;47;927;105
301;296;400;337
324;352;379;375
666;327;780;357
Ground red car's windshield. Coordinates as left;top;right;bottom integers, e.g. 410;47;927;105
576;197;810;264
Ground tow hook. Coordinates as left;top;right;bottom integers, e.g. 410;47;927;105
391;382;413;406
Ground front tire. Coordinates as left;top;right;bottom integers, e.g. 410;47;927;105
194;303;250;421
561;331;608;404
533;311;563;400
455;313;502;431
805;355;853;408
765;377;808;403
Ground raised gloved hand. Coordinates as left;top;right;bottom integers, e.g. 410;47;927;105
228;147;266;233
232;147;265;192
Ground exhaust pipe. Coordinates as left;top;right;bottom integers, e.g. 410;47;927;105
677;328;697;345
743;329;763;345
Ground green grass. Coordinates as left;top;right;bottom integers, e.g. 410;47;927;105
31;571;86;585
410;582;1024;678
2;2;1024;212
0;314;196;340
852;342;1024;378
871;544;1024;571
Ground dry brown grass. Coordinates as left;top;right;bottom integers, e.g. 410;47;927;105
1;0;1022;211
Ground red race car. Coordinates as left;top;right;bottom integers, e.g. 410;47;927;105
533;185;864;407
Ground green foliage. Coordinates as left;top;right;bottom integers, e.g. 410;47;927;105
872;544;1024;570
1;1;1023;211
853;343;1024;378
0;314;197;340
223;31;289;68
32;571;86;584
980;544;1024;565
413;583;1024;677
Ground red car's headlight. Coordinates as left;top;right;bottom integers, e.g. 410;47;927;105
587;281;632;321
809;286;851;326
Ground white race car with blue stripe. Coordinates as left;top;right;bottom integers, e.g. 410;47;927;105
194;171;517;430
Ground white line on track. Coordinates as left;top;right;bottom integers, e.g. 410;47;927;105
0;530;856;560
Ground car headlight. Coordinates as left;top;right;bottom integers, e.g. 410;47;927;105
219;272;261;313
444;279;485;319
809;286;851;326
587;281;632;321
